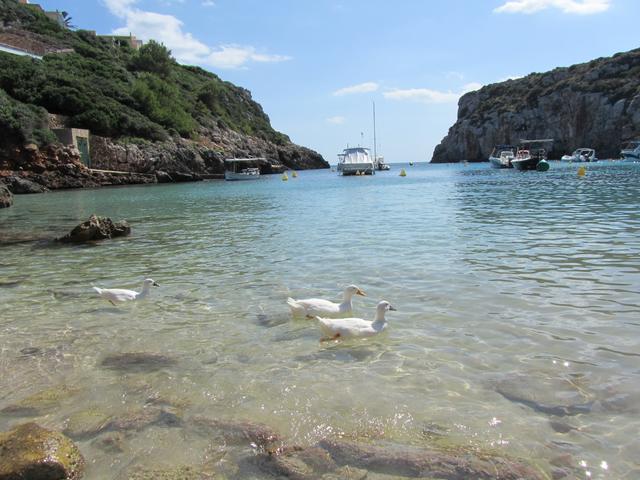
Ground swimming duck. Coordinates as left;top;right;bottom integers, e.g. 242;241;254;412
287;285;366;318
93;278;159;305
316;300;396;340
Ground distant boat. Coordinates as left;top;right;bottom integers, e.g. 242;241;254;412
561;148;597;162
375;155;390;170
489;145;516;168
511;139;553;171
224;158;263;181
337;147;375;175
620;140;640;161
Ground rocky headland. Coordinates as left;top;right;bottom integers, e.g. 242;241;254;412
432;48;640;162
0;0;327;200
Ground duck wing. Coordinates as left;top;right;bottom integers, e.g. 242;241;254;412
96;287;138;302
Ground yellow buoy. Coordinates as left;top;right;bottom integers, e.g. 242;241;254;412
282;173;289;181
292;171;298;178
577;166;586;177
399;168;407;177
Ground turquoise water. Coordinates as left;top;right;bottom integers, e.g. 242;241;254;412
1;161;639;478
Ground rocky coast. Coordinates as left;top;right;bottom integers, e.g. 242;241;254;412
432;47;640;162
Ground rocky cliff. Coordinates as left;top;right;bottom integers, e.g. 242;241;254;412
432;48;640;162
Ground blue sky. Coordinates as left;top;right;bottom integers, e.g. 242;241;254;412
34;0;639;163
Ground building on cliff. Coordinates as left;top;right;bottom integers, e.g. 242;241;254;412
98;33;143;50
53;129;91;167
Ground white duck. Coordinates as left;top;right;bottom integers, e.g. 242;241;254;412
287;285;366;319
316;300;396;341
93;278;159;305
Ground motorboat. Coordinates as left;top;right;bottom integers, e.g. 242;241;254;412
620;140;640;161
561;148;597;162
224;158;264;180
489;145;516;168
511;139;553;171
375;155;390;170
337;147;375;175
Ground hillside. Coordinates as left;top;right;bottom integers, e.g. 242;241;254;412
0;0;327;187
432;48;640;162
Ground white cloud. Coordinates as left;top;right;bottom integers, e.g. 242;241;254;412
103;0;290;69
494;0;611;15
383;82;482;104
201;0;215;6
332;82;379;96
499;74;524;82
206;45;291;69
326;116;346;125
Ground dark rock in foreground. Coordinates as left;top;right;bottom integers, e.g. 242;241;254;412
0;423;84;480
56;215;131;243
318;439;546;479
0;184;12;208
100;352;177;372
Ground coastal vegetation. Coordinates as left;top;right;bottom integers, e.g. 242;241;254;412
0;0;289;147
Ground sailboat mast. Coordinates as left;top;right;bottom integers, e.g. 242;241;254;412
372;101;377;166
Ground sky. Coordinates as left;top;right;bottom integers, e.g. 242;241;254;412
33;0;639;163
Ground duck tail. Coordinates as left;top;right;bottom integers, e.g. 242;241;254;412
92;286;102;295
287;297;306;316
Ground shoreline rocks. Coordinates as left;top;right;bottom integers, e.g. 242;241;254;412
0;423;84;480
56;215;131;244
0;183;12;208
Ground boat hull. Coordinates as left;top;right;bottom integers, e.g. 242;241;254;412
341;163;375;175
511;157;540;171
224;171;260;181
621;151;640;161
489;156;511;168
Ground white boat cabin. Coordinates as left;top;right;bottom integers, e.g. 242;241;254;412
337;147;375;175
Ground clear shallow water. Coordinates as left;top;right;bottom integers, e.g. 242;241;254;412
1;161;639;478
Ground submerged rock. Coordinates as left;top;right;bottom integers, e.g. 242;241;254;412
190;416;281;449
0;423;84;480
123;464;219;480
56;214;131;243
0;183;13;208
100;352;177;372
1;385;79;417
63;409;113;440
494;375;593;417
318;439;546;479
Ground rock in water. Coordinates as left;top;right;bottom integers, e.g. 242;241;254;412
4;176;47;194
0;423;84;480
56;214;131;243
318;439;546;479
0;184;12;208
100;352;176;372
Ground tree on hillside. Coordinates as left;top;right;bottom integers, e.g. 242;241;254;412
130;40;173;77
61;11;74;29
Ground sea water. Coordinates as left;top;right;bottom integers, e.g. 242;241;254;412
1;161;639;478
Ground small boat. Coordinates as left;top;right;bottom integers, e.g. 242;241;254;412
620;140;640;161
561;148;597;162
337;147;375;176
375;155;390;170
512;139;553;171
489;145;516;168
224;158;264;181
